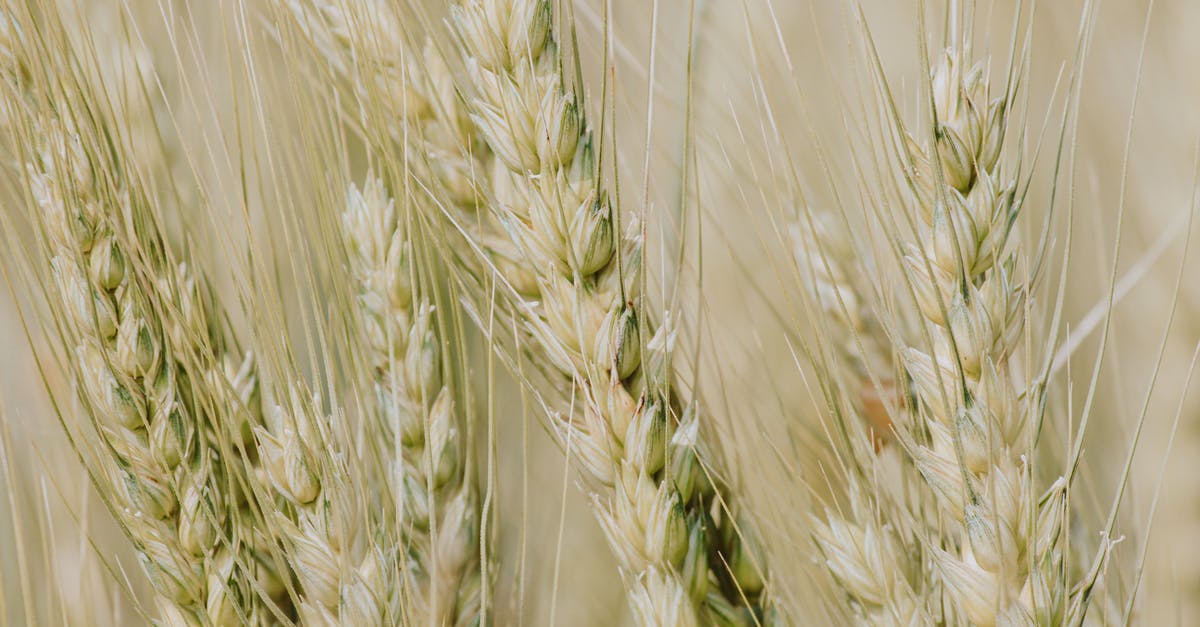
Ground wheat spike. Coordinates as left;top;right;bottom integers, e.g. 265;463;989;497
878;34;1079;626
343;175;484;624
2;6;290;623
450;0;771;621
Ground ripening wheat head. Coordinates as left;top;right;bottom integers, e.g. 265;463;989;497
792;2;1153;624
0;3;293;624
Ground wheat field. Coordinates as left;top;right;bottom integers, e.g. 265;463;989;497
1;0;1198;625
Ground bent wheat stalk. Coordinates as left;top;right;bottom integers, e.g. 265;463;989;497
16;69;279;627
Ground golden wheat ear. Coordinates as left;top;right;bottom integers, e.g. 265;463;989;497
816;2;1110;623
427;0;775;622
0;4;294;623
266;2;496;621
337;174;485;624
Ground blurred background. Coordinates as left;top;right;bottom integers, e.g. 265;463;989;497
2;0;1198;624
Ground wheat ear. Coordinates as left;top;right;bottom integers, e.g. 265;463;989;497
884;40;1075;625
19;97;281;627
250;180;479;623
279;1;485;206
249;168;483;627
252;382;385;625
789;212;899;443
791;216;931;623
3;9;289;623
271;4;489;621
811;500;925;625
342;175;483;624
449;0;770;622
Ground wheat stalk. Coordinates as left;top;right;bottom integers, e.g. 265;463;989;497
270;4;492;622
242;174;484;627
20;86;281;627
787;6;1099;622
900;45;1038;624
